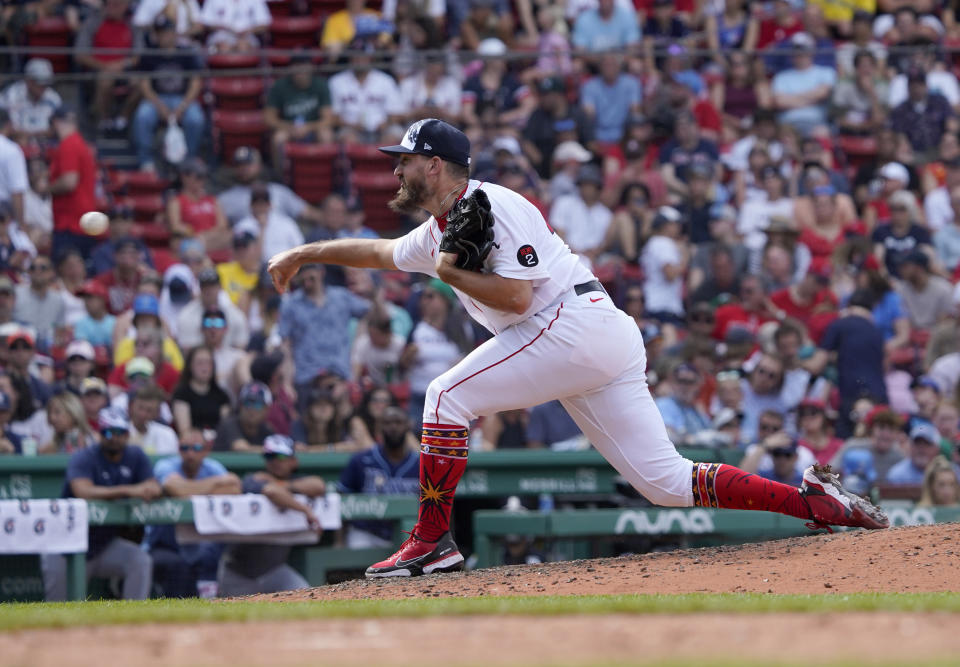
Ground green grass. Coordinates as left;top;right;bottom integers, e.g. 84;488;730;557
1;592;960;632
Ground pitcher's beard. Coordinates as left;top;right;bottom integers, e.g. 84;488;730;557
388;179;428;215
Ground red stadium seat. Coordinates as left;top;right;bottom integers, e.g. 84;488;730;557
837;135;877;170
148;246;177;273
212;110;268;163
108;170;171;197
353;171;402;233
285;143;338;204
207;53;261;70
346;143;395;174
25;17;72;73
129;195;165;223
268;0;294;17
270;15;321;48
209;77;266;111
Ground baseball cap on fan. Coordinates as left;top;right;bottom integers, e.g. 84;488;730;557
379;119;471;167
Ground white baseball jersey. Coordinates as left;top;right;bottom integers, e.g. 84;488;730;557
393;180;594;334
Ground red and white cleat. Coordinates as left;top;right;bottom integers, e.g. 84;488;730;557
365;530;464;578
800;464;889;531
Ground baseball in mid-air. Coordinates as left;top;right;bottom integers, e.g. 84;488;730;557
79;211;109;236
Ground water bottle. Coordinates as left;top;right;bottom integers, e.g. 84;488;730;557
21;436;37;457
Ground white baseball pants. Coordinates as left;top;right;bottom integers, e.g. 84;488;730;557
424;290;695;507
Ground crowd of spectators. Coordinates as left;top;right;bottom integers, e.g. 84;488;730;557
2;0;960;596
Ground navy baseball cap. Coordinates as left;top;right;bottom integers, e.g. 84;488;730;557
379;119;471;167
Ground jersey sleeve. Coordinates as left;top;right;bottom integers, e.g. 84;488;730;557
483;188;554;282
392;220;437;275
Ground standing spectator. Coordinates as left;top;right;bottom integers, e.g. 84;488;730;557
132;16;205;171
896;251;955;331
264;52;334;171
328;37;405;142
46;106;97;262
873;191;934;278
658;112;720;201
234;184;304;264
0;58;62;140
146;431;240;598
73;281;116;347
278;264;369;398
200;0;271;53
580;54;642;145
771;32;836;135
14;257;65;348
338;407;419;547
0;109;28;232
217;147;321;226
166;159;230;250
891;69;955;157
549;164;611;266
40;408;158;601
886;422;945;485
217;435;324;596
172;346;231;434
127;383;179;455
177;267;248;351
641;206;686;323
806;290;888;437
571;0;639;52
74;0;136;128
655;363;710;444
213;381;274;451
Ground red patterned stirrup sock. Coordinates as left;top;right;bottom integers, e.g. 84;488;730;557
416;423;470;543
691;462;811;519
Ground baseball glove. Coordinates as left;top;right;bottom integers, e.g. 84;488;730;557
439;188;496;271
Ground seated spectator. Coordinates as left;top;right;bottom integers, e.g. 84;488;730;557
930;186;960;270
172;346;231;435
132;16;205;171
481;409;528;449
712;275;778;342
217;435;325;596
835;11;886;76
166;158;230;250
6;330;52;413
771;32;836;135
795;398;843;465
89;203;153;277
655;363;710;445
521;77;591;180
873;191;933;278
200;0;270;53
0;58;62;140
217;146;321;226
740;430;811;486
549;164;611;267
806;290;889;437
769;260;837;331
217;228;263;311
641;207;686;324
911;375;942;422
918;455;960;506
132;0;203;39
127;383;178;455
832;405;905;480
249;352;297;437
737;168;794;255
329;37;405;142
55;248;87;326
213;381;274;452
108;330;180;395
14;256;65;347
146;431;240;599
40;391;96;454
114;293;184;371
348;386;399;450
458;0;515;51
580;53;642;146
526;399;585;450
74;0;136;128
321;0;391;55
571;0;639;52
291;387;351;451
40;408;158;601
0;391;23;455
54;340;94;398
79;377;109;432
888;48;960;110
658;112;720;202
739;356;790;443
928;328;960;402
200;308;249;396
831;50;888;136
352;309;405;387
177;267;249;351
705;0;749;53
73;280;116;348
399;53;463;128
932;399;959;455
890;68;955;157
264;51;334;171
339;407;419;547
886;422;947;485
460;40;532;130
896;251;954;330
234;184;304;265
92;237;147;316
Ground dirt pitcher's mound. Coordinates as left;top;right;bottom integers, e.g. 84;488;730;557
260;523;960;602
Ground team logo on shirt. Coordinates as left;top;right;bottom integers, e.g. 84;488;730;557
517;244;539;267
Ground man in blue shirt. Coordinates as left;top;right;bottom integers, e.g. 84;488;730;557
572;0;641;53
580;54;643;144
655;364;711;445
339;407;419;547
527;400;584;450
40;407;160;601
771;32;836;135
886;422;950;485
146;431;241;598
278;263;369;396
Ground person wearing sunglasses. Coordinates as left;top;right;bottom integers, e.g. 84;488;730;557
40;407;159;601
218;434;326;596
12;256;66;348
146;431;241;598
201;308;247;397
656;363;711;445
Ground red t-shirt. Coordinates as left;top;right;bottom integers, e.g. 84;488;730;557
108;360;180;394
756;16;802;50
93;268;142;315
711;304;777;341
50;132;97;235
693;99;722;136
769;287;838;326
798;221;866;260
93;19;132;62
799;437;844;466
176;193;219;234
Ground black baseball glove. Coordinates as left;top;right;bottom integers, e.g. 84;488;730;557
439;188;496;271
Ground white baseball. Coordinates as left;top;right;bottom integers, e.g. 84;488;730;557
79;211;109;236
